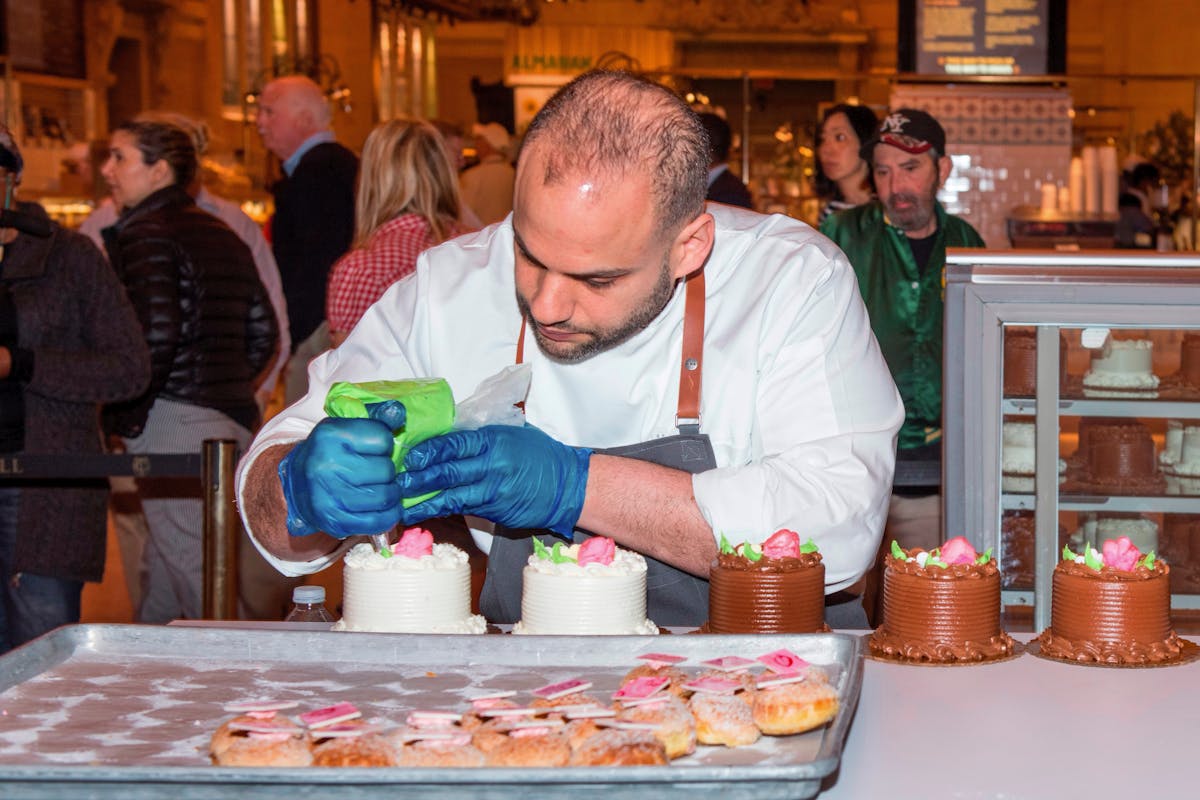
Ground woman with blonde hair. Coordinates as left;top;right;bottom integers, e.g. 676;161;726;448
326;117;472;346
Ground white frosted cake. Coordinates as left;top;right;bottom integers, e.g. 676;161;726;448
1161;422;1200;476
1079;515;1159;554
333;536;486;634
1000;421;1066;493
512;538;658;635
1082;339;1158;397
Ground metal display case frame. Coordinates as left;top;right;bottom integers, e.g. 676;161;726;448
944;249;1200;630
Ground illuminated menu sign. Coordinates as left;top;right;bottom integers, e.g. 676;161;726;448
905;0;1065;76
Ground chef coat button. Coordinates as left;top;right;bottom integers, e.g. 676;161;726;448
910;281;919;289
685;358;699;370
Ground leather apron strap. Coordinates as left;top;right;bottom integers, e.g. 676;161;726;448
516;269;706;431
483;272;713;626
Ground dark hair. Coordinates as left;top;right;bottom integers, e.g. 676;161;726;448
522;70;709;239
1129;162;1160;188
697;112;733;163
114;119;197;189
814;103;878;200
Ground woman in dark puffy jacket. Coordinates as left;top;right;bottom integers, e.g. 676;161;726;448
100;119;278;623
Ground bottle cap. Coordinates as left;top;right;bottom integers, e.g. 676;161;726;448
292;585;326;604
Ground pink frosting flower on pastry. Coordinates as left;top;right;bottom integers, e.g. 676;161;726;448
1101;536;1141;571
577;536;615;566
394;527;434;558
940;536;978;565
761;529;801;559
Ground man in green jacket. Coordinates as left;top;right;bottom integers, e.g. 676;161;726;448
820;108;984;553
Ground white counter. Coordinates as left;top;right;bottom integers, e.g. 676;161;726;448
822;633;1198;799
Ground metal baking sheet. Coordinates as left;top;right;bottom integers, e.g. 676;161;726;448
0;624;863;799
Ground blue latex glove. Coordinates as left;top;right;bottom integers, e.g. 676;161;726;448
278;400;408;537
397;424;592;538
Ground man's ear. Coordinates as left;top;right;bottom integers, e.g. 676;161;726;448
671;211;715;280
936;155;953;188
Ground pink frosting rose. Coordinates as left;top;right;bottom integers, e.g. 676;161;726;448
394;527;434;558
940;536;978;565
577;536;615;566
1102;536;1141;571
762;529;801;559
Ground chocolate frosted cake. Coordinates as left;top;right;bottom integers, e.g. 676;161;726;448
1072;419;1164;494
869;538;1014;664
1037;540;1184;665
1002;328;1067;397
707;530;825;634
1178;332;1200;390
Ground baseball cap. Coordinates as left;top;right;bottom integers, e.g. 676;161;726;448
473;122;511;152
864;108;946;160
0;125;23;179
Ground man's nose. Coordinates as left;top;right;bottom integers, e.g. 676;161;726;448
527;272;572;325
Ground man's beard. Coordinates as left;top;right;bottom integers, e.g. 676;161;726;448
516;258;677;364
884;190;937;234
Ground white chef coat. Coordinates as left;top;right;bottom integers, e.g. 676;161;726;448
237;203;904;593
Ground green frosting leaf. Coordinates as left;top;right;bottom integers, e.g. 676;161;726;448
744;544;763;562
1084;546;1104;571
1142;551;1157;569
1062;545;1077;562
719;533;734;555
379;546;392;559
890;540;906;560
800;538;819;554
532;538;551;560
975;547;993;565
550;541;575;564
926;556;949;569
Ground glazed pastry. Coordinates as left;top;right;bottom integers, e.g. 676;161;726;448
484;728;572;767
311;733;397;767
568;729;668;766
690;669;758;707
530;691;602;710
689;693;760;747
751;679;839;736
397;738;486;768
210;714;312;767
616;694;696;759
620;664;691;698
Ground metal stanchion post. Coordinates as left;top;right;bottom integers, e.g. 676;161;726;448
202;439;240;619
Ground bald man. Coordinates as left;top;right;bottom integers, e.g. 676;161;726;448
257;75;358;404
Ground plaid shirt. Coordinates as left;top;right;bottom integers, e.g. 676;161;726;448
326;213;464;333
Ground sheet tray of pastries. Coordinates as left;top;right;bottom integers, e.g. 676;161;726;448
0;624;862;799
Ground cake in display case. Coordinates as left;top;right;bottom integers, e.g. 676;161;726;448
943;251;1200;631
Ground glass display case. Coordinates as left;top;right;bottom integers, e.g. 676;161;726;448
943;250;1200;630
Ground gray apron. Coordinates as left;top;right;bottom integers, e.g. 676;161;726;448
478;271;868;630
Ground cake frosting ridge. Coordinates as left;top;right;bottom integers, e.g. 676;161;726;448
869;537;1015;663
707;529;826;634
1037;538;1183;665
513;537;657;635
334;531;486;634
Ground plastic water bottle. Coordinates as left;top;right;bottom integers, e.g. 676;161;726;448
284;585;335;623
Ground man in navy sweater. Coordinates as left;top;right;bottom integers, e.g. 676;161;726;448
257;75;359;404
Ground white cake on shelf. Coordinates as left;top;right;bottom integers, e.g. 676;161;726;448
512;538;658;635
1161;422;1200;477
1078;515;1159;554
1082;339;1158;397
333;541;486;634
1000;421;1066;493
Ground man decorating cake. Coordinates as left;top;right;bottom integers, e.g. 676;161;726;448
237;70;904;628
